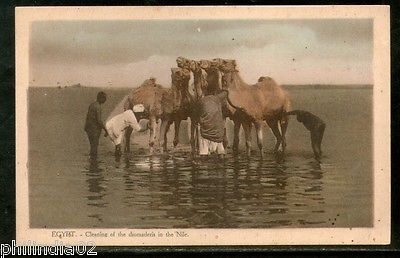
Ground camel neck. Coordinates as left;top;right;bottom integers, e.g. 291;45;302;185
193;69;203;84
206;69;221;92
227;71;247;90
181;80;194;102
192;69;208;99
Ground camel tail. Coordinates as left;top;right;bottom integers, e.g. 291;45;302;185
222;89;241;110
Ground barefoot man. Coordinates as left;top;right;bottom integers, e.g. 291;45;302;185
286;110;326;160
84;91;107;161
105;104;149;162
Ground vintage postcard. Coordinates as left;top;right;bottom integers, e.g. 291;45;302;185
16;6;390;246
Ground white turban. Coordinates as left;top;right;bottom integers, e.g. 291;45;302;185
132;104;145;113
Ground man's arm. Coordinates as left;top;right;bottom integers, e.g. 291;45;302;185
137;120;149;132
126;111;142;132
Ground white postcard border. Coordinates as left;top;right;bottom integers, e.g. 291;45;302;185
15;6;390;246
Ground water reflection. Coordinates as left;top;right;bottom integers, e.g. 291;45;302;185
84;160;108;224
84;151;327;228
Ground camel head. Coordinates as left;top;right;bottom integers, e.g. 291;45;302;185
197;59;217;73
199;59;220;75
213;58;237;73
196;59;220;94
171;67;191;111
187;59;200;72
221;66;242;90
176;56;192;70
198;59;212;70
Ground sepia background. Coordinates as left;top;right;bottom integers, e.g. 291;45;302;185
28;19;373;229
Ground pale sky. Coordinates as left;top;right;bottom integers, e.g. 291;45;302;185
30;19;373;87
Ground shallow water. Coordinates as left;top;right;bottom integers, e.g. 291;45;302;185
28;87;373;228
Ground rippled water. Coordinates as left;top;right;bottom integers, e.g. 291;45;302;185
29;87;373;228
83;151;332;228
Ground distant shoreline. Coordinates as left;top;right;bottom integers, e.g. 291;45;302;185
282;84;373;90
29;84;374;90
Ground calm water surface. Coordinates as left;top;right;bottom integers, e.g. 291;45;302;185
29;87;372;228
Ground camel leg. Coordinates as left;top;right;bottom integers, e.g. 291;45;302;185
173;119;181;149
223;127;228;148
242;121;253;157
267;119;282;153
155;118;162;152
255;121;264;158
148;117;157;154
232;119;241;154
155;118;161;149
190;119;197;156
197;123;201;153
279;115;289;154
159;118;172;153
124;127;133;153
223;119;228;149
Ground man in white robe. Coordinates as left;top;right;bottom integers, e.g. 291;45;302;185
105;104;149;161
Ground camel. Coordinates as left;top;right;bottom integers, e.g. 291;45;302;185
177;58;248;151
176;56;234;153
212;58;291;157
123;77;170;154
175;57;211;151
176;57;223;98
159;67;200;153
122;61;203;156
176;56;206;100
195;59;233;148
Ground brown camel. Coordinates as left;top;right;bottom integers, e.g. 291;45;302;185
176;56;208;154
124;68;196;154
213;58;291;157
123;77;171;154
199;59;223;96
177;58;243;150
176;56;208;100
176;57;233;152
159;67;200;153
195;59;232;148
176;57;223;97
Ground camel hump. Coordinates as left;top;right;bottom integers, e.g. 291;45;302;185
258;76;275;83
257;76;280;90
140;77;157;87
